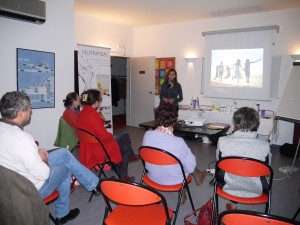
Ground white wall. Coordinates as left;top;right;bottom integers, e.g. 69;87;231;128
0;0;74;149
74;12;134;56
75;8;300;145
133;8;300;107
2;5;297;149
131;8;300;145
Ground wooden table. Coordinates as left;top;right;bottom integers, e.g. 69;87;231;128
139;120;230;144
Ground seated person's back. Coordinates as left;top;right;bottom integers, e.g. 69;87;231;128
216;107;272;198
142;104;196;185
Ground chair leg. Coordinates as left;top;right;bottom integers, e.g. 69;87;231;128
102;207;109;225
293;206;300;220
89;163;120;203
49;212;58;225
88;192;94;203
265;191;271;214
172;187;185;225
186;185;196;215
211;185;218;225
111;163;121;179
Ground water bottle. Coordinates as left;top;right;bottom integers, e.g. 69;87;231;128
196;97;200;110
193;99;197;110
256;104;260;112
190;97;194;110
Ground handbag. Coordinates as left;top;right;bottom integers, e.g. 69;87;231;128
184;197;216;225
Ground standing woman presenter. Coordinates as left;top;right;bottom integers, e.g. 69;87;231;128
159;69;183;117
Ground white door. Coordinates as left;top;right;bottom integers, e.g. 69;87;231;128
129;56;155;127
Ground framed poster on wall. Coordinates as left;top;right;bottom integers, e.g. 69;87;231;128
155;57;175;95
17;48;55;109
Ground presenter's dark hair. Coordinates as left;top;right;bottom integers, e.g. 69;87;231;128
233;107;260;132
155;103;177;127
0;91;31;119
163;69;178;84
80;89;102;105
63;92;78;108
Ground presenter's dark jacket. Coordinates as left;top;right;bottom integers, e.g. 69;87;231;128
159;82;183;107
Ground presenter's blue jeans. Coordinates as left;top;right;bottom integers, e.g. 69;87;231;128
38;148;99;218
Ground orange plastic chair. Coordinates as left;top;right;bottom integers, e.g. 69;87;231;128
77;128;121;202
139;146;196;225
211;157;273;225
100;178;173;225
218;210;299;225
43;190;59;225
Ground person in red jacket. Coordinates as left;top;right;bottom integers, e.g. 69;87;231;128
76;89;137;181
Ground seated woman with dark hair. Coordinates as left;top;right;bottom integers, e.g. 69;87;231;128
62;92;81;133
76;89;137;182
216;107;272;200
54;92;80;150
142;103;207;203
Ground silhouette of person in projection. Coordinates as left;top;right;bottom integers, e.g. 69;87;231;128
214;65;219;80
218;62;224;82
232;59;244;84
224;66;232;80
244;59;261;83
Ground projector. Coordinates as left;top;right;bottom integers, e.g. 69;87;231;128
184;116;207;126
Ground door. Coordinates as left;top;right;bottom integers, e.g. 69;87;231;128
129;56;155;127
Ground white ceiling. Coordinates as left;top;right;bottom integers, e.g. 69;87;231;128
74;0;300;27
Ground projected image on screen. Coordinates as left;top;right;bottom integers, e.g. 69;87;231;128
211;49;263;88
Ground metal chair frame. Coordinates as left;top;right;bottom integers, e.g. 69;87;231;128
77;128;121;202
43;190;59;225
211;156;274;225
139;146;196;225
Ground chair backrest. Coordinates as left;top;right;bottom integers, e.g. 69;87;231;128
139;146;178;165
77;128;111;161
217;157;273;178
139;146;188;180
218;210;299;225
100;178;172;221
216;156;273;194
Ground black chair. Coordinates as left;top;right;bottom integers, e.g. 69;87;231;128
77;128;121;202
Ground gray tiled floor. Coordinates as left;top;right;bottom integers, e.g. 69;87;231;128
49;126;300;224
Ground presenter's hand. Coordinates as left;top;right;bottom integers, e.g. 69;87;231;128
162;98;169;103
169;98;174;104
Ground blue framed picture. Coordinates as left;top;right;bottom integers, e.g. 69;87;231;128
17;48;55;109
